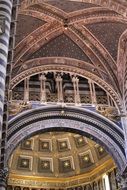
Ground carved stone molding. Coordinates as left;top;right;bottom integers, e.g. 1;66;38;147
7;106;126;173
19;0;127;17
10;58;124;113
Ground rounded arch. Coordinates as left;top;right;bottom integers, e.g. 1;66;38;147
7;105;127;174
20;0;127;17
10;57;123;113
117;29;127;112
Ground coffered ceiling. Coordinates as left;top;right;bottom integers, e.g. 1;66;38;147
9;132;114;179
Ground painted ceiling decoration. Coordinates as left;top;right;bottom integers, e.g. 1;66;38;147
12;0;127;102
4;0;127;189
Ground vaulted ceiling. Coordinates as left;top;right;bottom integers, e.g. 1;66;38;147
8;1;126;187
11;0;127;113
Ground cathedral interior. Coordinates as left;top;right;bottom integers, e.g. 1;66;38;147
1;0;127;190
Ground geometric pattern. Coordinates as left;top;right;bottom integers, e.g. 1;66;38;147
10;132;111;177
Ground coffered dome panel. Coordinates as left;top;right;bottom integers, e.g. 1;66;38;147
9;132;113;178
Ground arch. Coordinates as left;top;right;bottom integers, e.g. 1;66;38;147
13;26;119;93
7;105;127;174
20;0;127;17
117;29;127;112
10;57;123;113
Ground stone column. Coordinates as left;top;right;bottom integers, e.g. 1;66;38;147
72;76;80;105
9;89;12;102
39;74;46;103
0;1;13;189
0;168;8;190
92;82;97;104
24;77;30;102
56;74;63;103
0;0;13;139
107;92;111;106
88;80;96;104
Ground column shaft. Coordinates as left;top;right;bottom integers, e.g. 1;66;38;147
0;0;13;138
56;74;63;103
40;74;46;102
24;78;29;102
0;0;13;189
72;76;80;105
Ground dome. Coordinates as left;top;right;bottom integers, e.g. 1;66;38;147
8;132;115;189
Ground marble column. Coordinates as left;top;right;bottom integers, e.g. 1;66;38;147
88;80;96;105
39;74;46;103
72;76;80;105
56;74;63;103
0;0;13;141
24;77;30;102
0;0;13;189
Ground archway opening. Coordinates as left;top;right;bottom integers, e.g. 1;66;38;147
7;130;119;190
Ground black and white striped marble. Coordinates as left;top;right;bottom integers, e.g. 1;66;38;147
0;0;13;133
